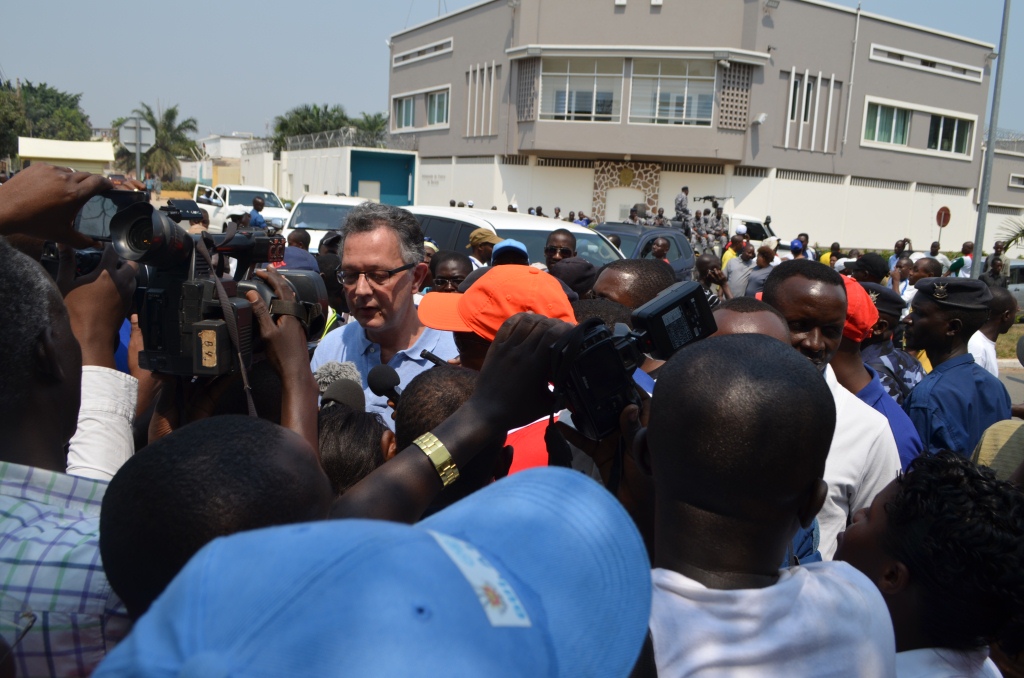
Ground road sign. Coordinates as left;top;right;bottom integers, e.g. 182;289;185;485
936;206;951;228
119;119;155;154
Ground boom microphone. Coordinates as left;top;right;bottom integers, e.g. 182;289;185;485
313;360;362;395
367;364;402;407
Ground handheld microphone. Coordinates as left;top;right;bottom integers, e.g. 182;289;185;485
367;364;402;407
321;378;366;412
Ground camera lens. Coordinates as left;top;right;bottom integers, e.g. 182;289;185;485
127;220;154;252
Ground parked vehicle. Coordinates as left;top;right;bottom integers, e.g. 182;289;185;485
281;195;367;251
592;222;696;281
1007;260;1024;313
406;206;622;268
192;183;290;233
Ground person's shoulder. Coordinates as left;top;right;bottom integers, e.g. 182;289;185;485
799;562;893;622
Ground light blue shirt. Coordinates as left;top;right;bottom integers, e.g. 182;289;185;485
310;321;458;428
249;209;267;229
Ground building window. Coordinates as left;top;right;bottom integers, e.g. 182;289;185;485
427;90;449;126
629;59;715;126
864;102;910;145
394;97;414;129
928;115;972;155
540;58;623;122
1010;174;1024;189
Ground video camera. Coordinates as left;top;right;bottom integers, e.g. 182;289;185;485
110;199;328;377
550;281;716;440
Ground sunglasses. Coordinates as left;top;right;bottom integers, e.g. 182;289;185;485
432;277;466;288
544;246;573;257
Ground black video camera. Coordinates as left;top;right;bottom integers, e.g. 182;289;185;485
550;281;716;440
110;199;328;377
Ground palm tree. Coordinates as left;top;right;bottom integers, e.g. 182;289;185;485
351;112;389;147
272;103;349;155
128;103;198;180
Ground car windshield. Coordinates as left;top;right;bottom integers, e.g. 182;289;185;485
230;190;283;209
611;232;640;255
289;203;355;231
496;228;621;267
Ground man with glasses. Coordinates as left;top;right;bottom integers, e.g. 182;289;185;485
310;203;457;426
544;229;577;269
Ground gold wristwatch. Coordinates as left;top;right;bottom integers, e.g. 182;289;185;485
413;432;460;487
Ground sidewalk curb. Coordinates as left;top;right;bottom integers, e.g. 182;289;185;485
998;358;1021;369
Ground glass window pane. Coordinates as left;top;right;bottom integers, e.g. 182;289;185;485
687;60;716;77
689;80;715;123
893;108;909;145
567;58;597;74
593;58;623;75
940;117;955;152
542;58;569;74
877;105;894;143
632;60;660;76
629;77;658;122
660;60;687;77
928;115;942;150
790;78;801;121
865;103;878;141
803;80;815;122
954;120;971;154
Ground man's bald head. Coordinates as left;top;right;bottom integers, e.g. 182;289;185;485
713;297;791;344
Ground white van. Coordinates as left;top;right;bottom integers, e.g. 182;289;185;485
282;195;367;251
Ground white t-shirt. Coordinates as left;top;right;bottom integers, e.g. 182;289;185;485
821;365;902;559
650;562;896;677
895;648;1000;677
968;332;998;378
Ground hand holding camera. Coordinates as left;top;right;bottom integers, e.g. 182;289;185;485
0;164;113;248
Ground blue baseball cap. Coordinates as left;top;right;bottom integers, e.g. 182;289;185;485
490;238;530;265
93;468;652;677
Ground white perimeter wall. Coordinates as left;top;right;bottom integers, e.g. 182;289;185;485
240;153;275;192
280;148;351;202
497;165;593;215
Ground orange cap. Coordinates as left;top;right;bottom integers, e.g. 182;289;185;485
842;275;879;343
418;266;576;341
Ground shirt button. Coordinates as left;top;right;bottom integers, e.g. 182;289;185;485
369;347;375;353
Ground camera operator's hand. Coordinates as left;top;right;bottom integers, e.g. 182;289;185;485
245;267;320;454
64;245;138;369
0;163;112;248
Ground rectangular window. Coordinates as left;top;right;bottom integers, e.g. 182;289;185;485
1010;174;1024;189
864;102;910;145
629;59;715;126
540;58;623;123
427;90;449;126
927;115;972;155
789;76;802;122
394;97;414;129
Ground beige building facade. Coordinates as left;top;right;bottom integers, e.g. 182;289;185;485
388;0;1024;250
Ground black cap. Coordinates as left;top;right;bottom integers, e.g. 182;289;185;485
549;256;598;298
913;277;992;310
846;252;889;280
860;282;905;318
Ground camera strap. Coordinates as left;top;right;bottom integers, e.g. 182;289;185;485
193;226;258;418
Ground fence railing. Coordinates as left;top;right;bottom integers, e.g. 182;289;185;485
283;127;417;152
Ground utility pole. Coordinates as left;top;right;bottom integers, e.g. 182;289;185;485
973;0;1012;278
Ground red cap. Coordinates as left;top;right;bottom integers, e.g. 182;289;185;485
418;266;576;341
842;275;879;343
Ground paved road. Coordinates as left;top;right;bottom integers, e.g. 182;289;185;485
1001;366;1024;404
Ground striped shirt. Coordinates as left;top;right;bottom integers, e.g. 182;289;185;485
0;463;130;676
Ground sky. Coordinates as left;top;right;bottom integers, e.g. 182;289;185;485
2;0;1022;139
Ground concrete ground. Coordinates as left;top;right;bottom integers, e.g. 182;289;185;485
1000;361;1024;404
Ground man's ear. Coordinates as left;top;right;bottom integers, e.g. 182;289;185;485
872;318;889;338
877;560;911;596
946;316;963;338
381;429;398;461
411;262;430;293
798;479;828;529
33;327;66;385
632;427;653;476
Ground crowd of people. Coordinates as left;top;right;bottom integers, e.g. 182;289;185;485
1;163;1024;677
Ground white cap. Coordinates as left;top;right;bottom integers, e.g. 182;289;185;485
735;224;747;235
467;200;474;207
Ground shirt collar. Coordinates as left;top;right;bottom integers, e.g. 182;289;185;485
933;352;975;373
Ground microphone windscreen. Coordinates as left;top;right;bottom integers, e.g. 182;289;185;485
322;378;366;412
367;364;401;398
314;360;362;395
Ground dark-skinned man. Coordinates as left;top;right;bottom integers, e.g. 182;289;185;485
249;196;267;230
724;243;756;299
466;228;502;269
544;228;577;269
763;260;900;559
902;278;1011;456
831;277;923;471
967;286;1017;378
860;283;925;405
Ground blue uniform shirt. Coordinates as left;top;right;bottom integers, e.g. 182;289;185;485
249;209;267;229
310;321;458;429
857;366;924;470
903;353;1011;457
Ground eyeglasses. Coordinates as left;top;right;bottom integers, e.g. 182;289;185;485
338;263;415;286
544;246;573;258
432;277;466;288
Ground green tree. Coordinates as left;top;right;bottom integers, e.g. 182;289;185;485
351;112;389;147
19;81;92;140
272;103;349;155
113;103;198;180
0;82;28;160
